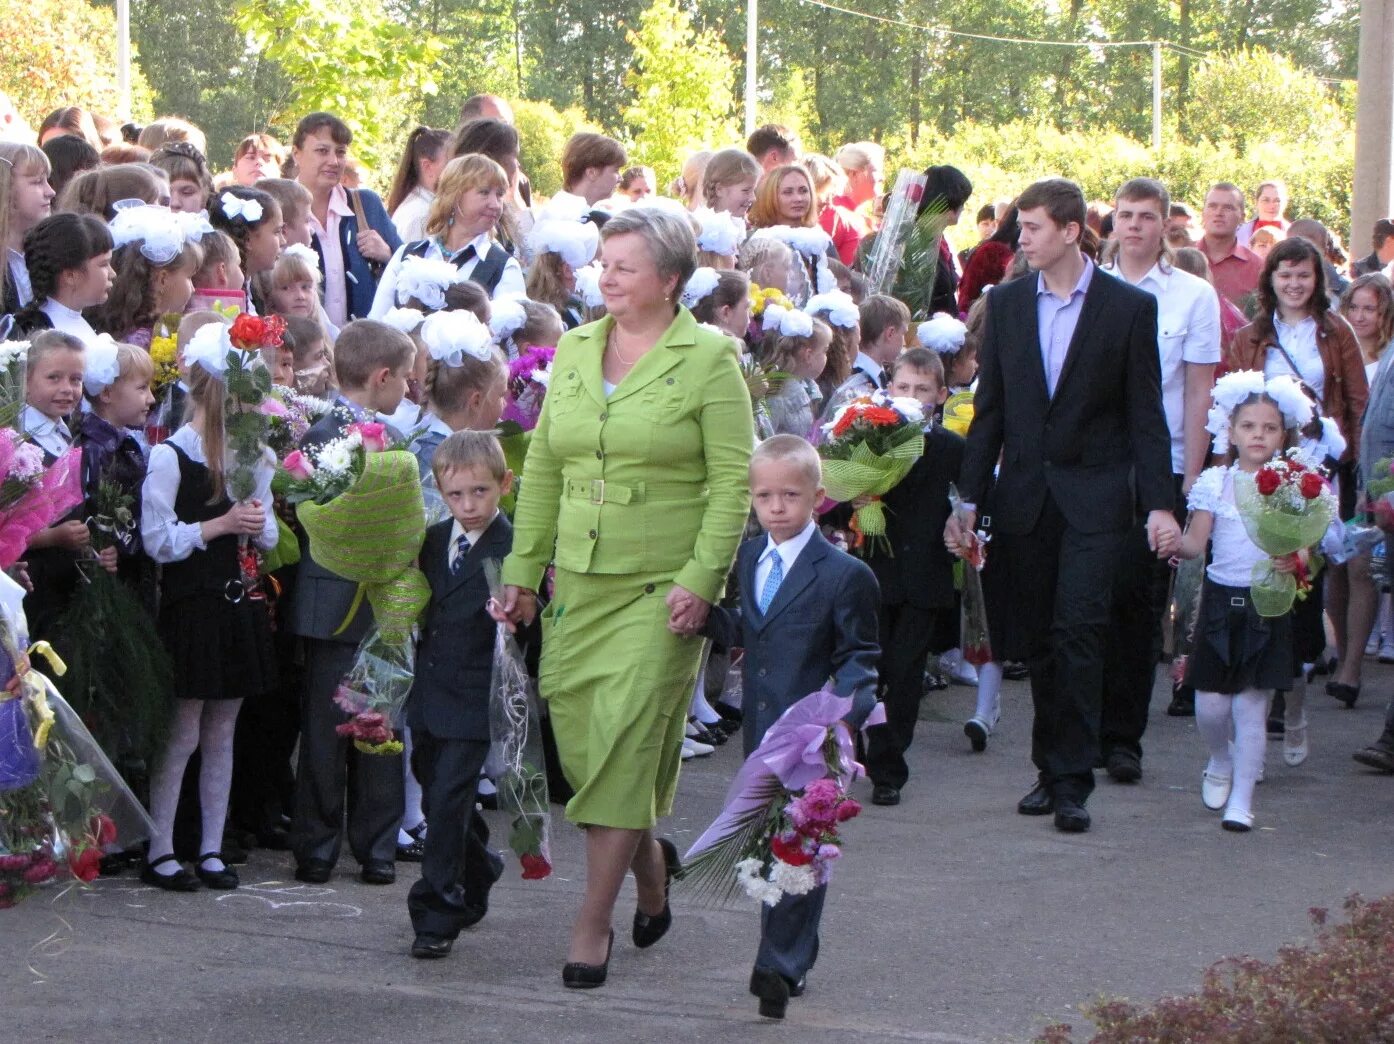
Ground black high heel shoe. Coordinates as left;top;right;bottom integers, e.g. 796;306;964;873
633;837;681;948
562;930;614;989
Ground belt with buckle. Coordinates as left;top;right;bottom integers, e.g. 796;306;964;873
564;479;703;505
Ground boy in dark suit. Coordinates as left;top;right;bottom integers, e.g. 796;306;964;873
289;319;418;886
863;348;964;807
407;431;514;958
702;435;880;1020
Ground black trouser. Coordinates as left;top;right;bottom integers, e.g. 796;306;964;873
1101;475;1186;760
866;602;943;790
757;883;826;983
291;639;403;867
996;494;1127;802
406;731;500;939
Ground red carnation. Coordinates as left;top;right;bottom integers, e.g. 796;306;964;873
1287;459;1305;473
90;814;117;847
770;834;815;867
520;852;552;880
1299;471;1325;500
68;846;102;883
835;798;862;822
1255;468;1281;496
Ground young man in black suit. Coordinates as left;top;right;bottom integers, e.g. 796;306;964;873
703;435;880;1019
946;178;1180;834
861;348;964;807
407;431;514;958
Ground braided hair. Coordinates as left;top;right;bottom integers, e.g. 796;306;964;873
208;185;280;280
16;212;113;333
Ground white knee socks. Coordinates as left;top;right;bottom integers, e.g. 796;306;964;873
973;661;1003;726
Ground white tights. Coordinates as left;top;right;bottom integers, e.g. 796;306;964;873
973;661;1004;725
1195;688;1268;819
147;699;242;873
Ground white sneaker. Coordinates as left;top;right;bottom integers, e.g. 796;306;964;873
1201;769;1232;811
683;736;714;758
680;740;695;761
940;649;979;686
1283;718;1309;766
1221;808;1254;832
1380;639;1394;664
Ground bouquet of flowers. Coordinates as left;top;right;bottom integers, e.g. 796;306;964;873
949;484;992;667
287;430;430;755
223;314;285;503
818;391;926;555
484;562;552;880
144;313;187;446
683;689;872;905
0;433;82;570
501;347;555;432
264;386;332;458
1234;450;1337;617
0;573;153;908
0;340;26;430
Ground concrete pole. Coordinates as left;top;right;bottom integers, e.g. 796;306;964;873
745;0;758;138
117;0;131;120
1351;0;1394;249
1152;42;1162;151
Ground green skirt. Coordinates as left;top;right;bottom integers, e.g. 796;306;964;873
538;567;705;829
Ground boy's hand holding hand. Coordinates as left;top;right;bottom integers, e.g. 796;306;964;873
666;584;710;637
944;507;977;560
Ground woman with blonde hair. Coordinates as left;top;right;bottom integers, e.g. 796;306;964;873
369;153;524;315
1;141;55;316
747;163;817;231
669;150;711;211
702;148;760;220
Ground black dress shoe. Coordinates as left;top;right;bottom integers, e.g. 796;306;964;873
360;860;396;885
295;859;333;884
411;934;454;959
1017;781;1054;816
749;967;791;1019
562;930;613;989
1327;681;1360;708
1165;691;1195;717
634;837;682;948
195;853;239;890
870;784;900;806
140;853;202;892
396;838;426;862
1003;661;1030;681
788;974;807;997
1106;750;1142;783
1353;744;1394;773
1053;797;1091;833
256;825;291;851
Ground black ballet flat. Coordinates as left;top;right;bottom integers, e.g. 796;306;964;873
195;852;239;890
633;837;681;948
140;853;201;892
562;930;614;989
1326;681;1360;708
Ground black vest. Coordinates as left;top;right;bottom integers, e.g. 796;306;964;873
404;238;511;296
160;444;242;606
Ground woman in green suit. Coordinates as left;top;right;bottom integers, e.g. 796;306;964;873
496;207;754;985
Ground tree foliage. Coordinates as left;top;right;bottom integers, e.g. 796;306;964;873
0;0;154;125
620;0;738;186
513;98;594;198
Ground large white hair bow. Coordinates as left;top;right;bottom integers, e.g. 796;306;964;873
109;205;189;266
488;296;529;342
380;308;425;334
396;255;465;311
804;290;858;330
183;321;248;378
420;310;493;367
282;243;320;267
680;267;721;309
82;333;122;395
692;208;745;257
573;264;605;310
219;192;264;224
915;312;968;354
527;218;599;270
762;302;814;338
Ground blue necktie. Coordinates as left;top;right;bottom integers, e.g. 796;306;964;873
759;553;784;614
450;533;471;575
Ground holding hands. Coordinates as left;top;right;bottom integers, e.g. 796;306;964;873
666;584;710;637
1147;510;1181;558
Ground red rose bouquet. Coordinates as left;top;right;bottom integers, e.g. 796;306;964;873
950;484;993;666
1234;449;1337;616
819;391;926;555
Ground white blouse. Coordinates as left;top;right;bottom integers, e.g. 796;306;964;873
391;185;435;244
367;232;526;317
140;425;278;563
1265;316;1324;399
1188;465;1269;588
39;299;98;347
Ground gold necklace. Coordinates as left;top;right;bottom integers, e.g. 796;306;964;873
609;328;640;367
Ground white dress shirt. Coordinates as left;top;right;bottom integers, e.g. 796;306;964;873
447;511;498;571
368;232;525;317
141;425;278;563
39;298;98;346
19;404;71;458
850;351;884;389
1103;260;1222;473
754;519;817;598
1266;315;1324;399
391;185;435;244
7;248;32;308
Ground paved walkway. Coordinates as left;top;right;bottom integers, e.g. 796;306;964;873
6;668;1394;1042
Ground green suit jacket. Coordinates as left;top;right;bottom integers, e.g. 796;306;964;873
501;307;754;603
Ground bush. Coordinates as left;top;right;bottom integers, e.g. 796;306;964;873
1038;894;1394;1043
513;98;594;200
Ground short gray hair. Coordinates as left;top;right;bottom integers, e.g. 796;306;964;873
599;206;697;291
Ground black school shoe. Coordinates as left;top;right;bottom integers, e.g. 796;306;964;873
140;854;201;892
749;967;791;1019
295;859;333;884
411;934;454;959
360;860;396;885
195;853;239;890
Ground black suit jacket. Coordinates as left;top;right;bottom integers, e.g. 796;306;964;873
868;425;964;609
406;514;512;741
703;528;880;755
959;265;1172;535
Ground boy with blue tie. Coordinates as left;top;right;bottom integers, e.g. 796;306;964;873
702;435;881;1019
406;431;514;958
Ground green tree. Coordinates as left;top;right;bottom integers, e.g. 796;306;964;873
0;0;154;125
384;0;521;130
513;98;593;197
1178;48;1345;148
620;0;738;185
233;0;444;179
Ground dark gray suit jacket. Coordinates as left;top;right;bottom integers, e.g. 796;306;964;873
704;528;881;755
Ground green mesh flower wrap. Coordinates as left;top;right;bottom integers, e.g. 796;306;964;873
1234;471;1335;618
820;435;924;550
296;450;430;644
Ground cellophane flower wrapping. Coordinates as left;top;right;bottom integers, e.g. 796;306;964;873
1164;555;1206;682
949;484;992;667
683;689;868;906
501;347;555;432
0;573;153;908
0;341;27;430
483;562;552;880
861;170;928;296
0;441;83;570
297;449;429;754
819;392;926;555
1234;452;1336;617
